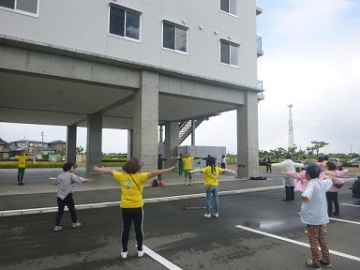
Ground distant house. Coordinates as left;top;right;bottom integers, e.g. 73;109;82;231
48;140;66;152
0;138;10;158
9;140;56;158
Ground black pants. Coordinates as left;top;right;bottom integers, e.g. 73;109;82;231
221;163;226;169
122;207;144;252
326;191;339;215
266;164;271;173
55;193;77;226
284;186;295;201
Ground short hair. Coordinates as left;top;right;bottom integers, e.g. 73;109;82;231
324;155;329;161
326;161;336;171
285;154;292;159
122;158;141;174
305;162;321;179
318;156;324;162
63;162;74;172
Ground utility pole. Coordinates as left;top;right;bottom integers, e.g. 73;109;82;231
40;131;45;159
288;104;294;149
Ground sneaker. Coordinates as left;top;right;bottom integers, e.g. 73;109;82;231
320;259;331;267
305;259;321;270
214;213;219;218
53;226;62;232
138;250;145;257
304;230;308;234
71;221;81;228
121;251;128;259
204;213;211;218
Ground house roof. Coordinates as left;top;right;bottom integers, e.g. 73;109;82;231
0;138;9;145
48;140;66;144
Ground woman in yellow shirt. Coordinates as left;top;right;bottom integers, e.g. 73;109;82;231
93;158;174;259
15;151;30;185
191;156;235;218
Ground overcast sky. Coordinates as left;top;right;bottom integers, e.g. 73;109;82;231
1;0;359;155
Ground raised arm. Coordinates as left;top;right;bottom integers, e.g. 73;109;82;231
93;166;115;176
147;166;175;179
190;168;202;174
223;169;236;174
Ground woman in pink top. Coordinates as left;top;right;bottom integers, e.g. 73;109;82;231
285;169;308;193
322;161;351;217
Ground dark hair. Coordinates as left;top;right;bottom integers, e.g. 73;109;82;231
207;156;216;166
122;158;141;174
324;155;329;161
318;156;324;162
63;162;74;172
326;161;336;171
305;162;321;179
285;154;292;159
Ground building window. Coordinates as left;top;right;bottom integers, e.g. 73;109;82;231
162;21;187;53
0;0;38;15
220;40;239;66
220;0;238;16
109;5;140;40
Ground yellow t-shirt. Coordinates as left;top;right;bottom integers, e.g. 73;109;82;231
183;157;194;170
113;171;148;208
15;155;29;168
201;166;224;186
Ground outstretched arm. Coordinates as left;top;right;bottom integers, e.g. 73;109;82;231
223;169;236;174
93;166;115;176
147;166;175;179
190;169;202;173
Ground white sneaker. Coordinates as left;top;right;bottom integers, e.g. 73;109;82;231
121;251;128;259
53;226;62;232
71;221;81;228
214;213;219;218
138;250;145;257
204;213;211;218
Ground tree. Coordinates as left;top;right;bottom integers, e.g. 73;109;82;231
76;146;84;154
56;145;66;156
306;141;329;158
287;146;297;156
270;147;287;162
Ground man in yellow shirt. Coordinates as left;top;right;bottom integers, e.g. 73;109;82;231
15;151;30;185
183;153;201;186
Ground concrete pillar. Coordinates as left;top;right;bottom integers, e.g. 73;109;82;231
165;121;179;166
66;125;77;164
133;71;159;172
237;92;259;178
191;119;195;145
127;129;133;159
86;114;102;174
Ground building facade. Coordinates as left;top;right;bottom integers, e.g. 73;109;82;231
0;0;263;176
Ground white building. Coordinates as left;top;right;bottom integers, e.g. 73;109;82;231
0;0;264;176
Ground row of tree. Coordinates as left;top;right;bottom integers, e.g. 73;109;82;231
260;141;331;162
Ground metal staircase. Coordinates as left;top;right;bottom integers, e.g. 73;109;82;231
179;119;204;145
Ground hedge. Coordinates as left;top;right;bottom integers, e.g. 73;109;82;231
0;162;126;169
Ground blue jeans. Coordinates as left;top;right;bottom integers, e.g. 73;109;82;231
206;186;219;214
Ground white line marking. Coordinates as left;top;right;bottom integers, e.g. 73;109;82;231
0;186;283;217
329;217;360;225
235;225;360;262
143;245;183;270
342;203;360;208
